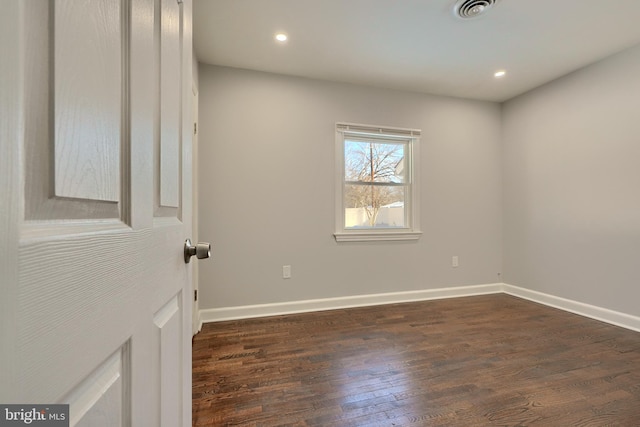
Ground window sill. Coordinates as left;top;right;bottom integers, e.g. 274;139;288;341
333;230;422;242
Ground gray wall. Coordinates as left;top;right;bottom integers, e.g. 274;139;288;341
502;45;640;315
197;65;503;310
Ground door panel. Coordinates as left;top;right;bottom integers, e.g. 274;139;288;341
24;1;122;222
160;0;181;210
1;1;193;425
54;0;122;203
65;345;130;427
154;294;183;427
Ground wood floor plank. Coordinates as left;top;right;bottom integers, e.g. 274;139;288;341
193;294;640;426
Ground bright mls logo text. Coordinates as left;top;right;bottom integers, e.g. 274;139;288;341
0;405;68;426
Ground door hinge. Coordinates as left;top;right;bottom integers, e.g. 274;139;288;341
194;289;198;302
194;122;197;135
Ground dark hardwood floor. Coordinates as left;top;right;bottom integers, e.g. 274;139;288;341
192;294;640;426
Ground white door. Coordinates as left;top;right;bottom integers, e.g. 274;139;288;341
0;1;195;426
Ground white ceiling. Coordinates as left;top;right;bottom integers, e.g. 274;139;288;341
193;0;640;102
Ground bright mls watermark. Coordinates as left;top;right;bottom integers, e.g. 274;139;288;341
0;405;68;426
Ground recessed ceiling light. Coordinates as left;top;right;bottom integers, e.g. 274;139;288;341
275;33;288;42
494;70;506;78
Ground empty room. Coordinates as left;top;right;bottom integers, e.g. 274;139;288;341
2;0;639;426
191;0;640;425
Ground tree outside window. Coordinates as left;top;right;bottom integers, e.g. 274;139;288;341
344;139;406;227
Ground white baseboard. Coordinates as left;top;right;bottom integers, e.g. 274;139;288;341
199;283;503;323
199;283;640;333
503;284;640;333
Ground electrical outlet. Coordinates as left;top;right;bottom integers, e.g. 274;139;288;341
283;265;291;279
452;256;459;268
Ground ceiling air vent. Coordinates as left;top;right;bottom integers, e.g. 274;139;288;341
454;0;499;19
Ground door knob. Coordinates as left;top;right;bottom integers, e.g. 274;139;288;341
184;239;211;263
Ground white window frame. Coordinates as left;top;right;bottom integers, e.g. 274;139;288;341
334;122;422;242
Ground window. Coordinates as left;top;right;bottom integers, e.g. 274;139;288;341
334;123;421;242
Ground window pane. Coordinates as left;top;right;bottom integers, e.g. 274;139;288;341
344;185;405;228
344;140;406;184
